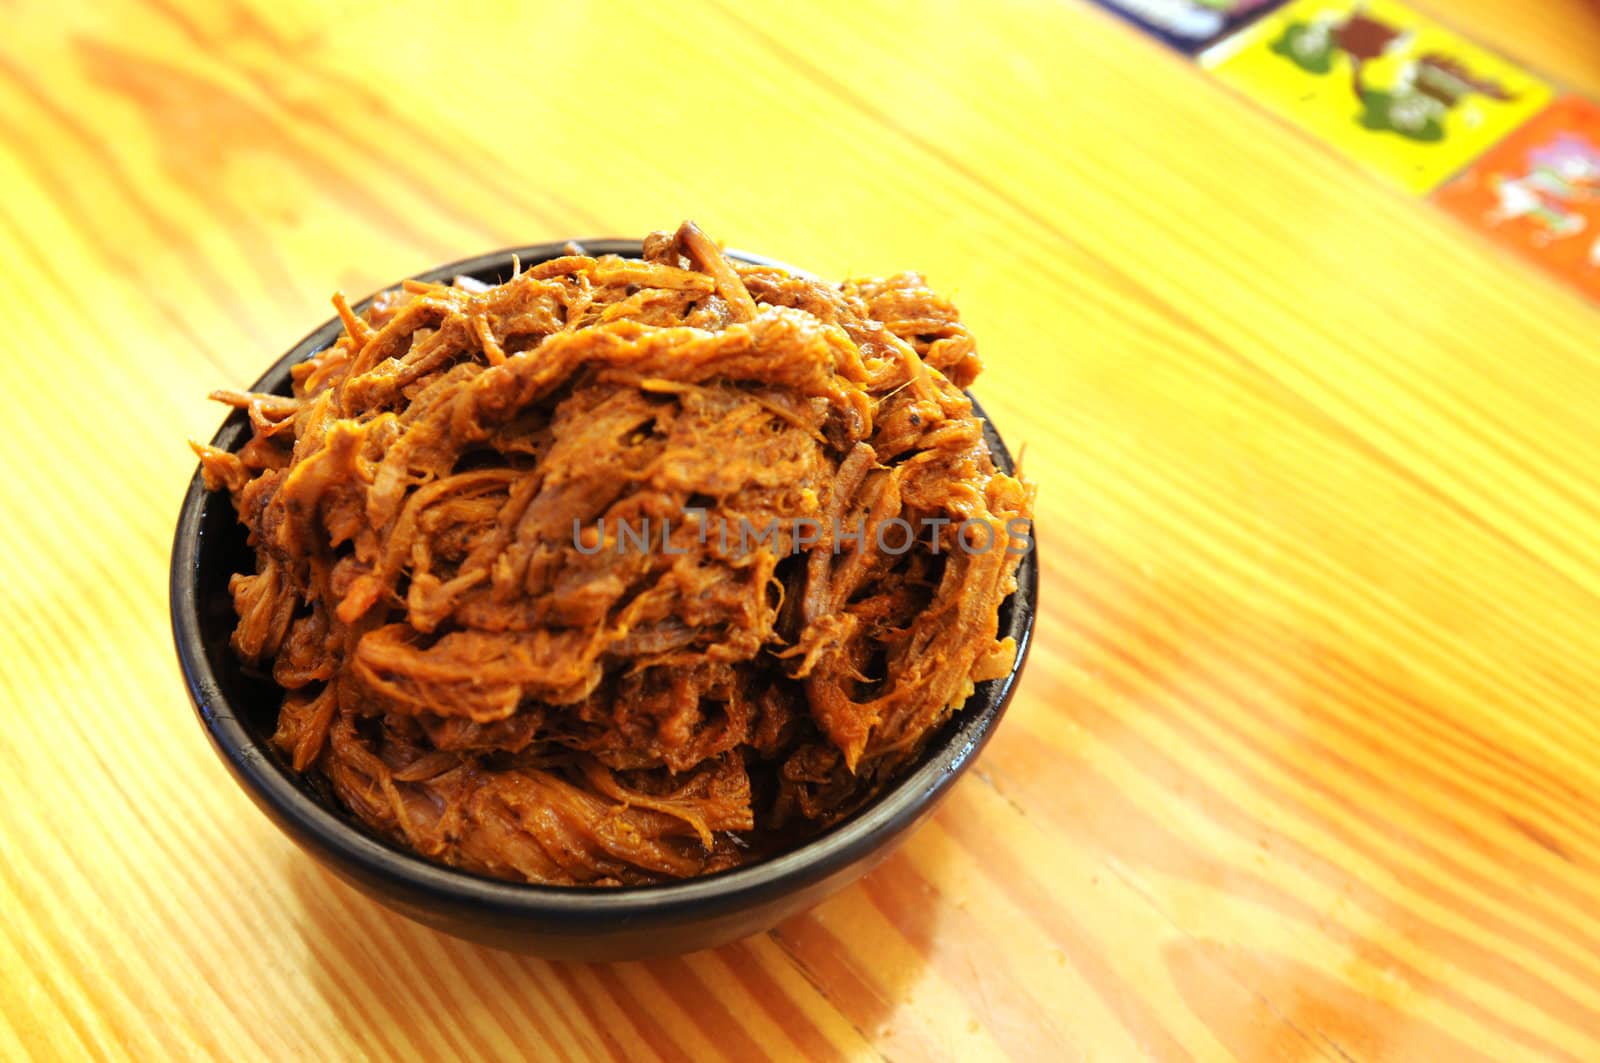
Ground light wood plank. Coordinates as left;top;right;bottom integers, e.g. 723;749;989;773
2;0;1599;1059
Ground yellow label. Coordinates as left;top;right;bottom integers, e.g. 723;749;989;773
1203;0;1551;194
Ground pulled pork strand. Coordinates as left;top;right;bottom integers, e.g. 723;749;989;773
202;221;1034;885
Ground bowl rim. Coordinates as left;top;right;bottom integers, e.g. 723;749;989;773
170;239;1037;921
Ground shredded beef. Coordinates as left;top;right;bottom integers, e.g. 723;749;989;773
194;221;1034;885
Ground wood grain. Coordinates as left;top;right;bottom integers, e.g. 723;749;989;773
2;0;1599;1059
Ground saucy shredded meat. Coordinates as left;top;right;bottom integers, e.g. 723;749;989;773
194;222;1035;885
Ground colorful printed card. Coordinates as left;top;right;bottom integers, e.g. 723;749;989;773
1434;97;1600;302
1202;0;1552;194
1089;0;1288;54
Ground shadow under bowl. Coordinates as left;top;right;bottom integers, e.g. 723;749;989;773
170;240;1037;961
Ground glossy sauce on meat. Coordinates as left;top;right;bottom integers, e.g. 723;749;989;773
194;222;1035;885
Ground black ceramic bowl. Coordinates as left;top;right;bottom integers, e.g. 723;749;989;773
171;240;1037;961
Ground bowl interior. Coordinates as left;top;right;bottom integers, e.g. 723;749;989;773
173;241;1037;911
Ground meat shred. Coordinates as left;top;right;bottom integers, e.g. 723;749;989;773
194;222;1035;885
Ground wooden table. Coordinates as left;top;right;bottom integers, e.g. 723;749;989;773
4;1;1600;1059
